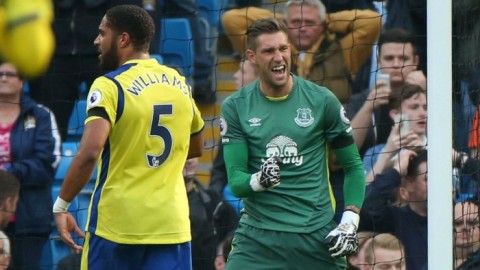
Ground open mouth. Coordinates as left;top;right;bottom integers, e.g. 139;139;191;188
271;65;286;76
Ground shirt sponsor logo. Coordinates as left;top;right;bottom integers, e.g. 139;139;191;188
294;108;314;127
263;135;303;166
248;117;262;127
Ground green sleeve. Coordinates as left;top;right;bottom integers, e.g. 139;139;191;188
223;143;256;198
332;143;366;209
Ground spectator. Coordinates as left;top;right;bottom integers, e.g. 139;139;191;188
452;149;480;200
221;18;365;269
359;149;428;270
467;68;480;157
284;0;381;104
0;171;19;230
346;28;426;157
233;59;258;90
214;234;234;270
0;172;16;269
330;27;419;223
347;231;375;269
0;61;61;270
28;0;114;141
384;0;427;75
452;1;480;152
361;233;406;270
454;200;480;269
363;84;427;182
0;230;11;270
184;158;220;270
221;0;282;57
52;5;204;269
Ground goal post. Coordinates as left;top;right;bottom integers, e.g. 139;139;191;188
427;0;453;269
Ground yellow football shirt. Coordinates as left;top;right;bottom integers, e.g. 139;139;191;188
84;59;204;244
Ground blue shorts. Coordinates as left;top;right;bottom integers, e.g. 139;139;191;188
81;232;192;270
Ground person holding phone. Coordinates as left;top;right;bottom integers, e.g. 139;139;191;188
362;84;427;183
346;28;426;158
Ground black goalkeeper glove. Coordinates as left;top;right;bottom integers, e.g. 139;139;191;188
324;210;360;257
250;156;283;192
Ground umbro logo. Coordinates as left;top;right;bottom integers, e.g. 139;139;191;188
248;117;262;127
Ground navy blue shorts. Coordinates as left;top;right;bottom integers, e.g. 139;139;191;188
81;232;192;270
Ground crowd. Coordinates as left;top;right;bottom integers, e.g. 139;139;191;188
0;0;479;270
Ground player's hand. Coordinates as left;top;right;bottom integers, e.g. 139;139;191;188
324;211;360;257
54;212;84;253
250;156;283;191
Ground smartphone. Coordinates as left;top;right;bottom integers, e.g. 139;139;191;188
376;73;391;89
394;113;410;136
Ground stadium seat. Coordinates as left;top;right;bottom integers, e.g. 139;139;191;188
54;141;98;192
79;81;88;99
151;53;164;64
67;99;87;141
54;142;79;184
40;237;73;270
197;0;220;63
159;18;194;80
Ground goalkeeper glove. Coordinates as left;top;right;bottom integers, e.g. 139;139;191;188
250;156;282;192
324;210;360;257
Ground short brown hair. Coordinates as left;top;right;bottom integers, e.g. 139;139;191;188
246;18;288;51
389;84;426;111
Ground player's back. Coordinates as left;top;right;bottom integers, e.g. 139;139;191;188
85;59;204;244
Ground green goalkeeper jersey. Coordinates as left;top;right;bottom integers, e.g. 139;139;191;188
220;75;354;233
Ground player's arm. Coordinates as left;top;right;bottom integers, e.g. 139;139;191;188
331;139;365;211
188;98;205;159
224;143;282;198
53;108;111;253
325;136;366;257
188;129;204;159
58;116;110;202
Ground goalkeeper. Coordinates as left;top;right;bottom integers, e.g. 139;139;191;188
220;18;366;270
0;0;54;78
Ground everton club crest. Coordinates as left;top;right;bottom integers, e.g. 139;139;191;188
294;108;314;127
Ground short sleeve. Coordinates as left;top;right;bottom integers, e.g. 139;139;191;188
323;91;353;142
220;96;245;145
85;77;119;127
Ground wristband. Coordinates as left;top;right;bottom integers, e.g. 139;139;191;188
340;210;360;229
249;172;266;192
53;197;71;213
